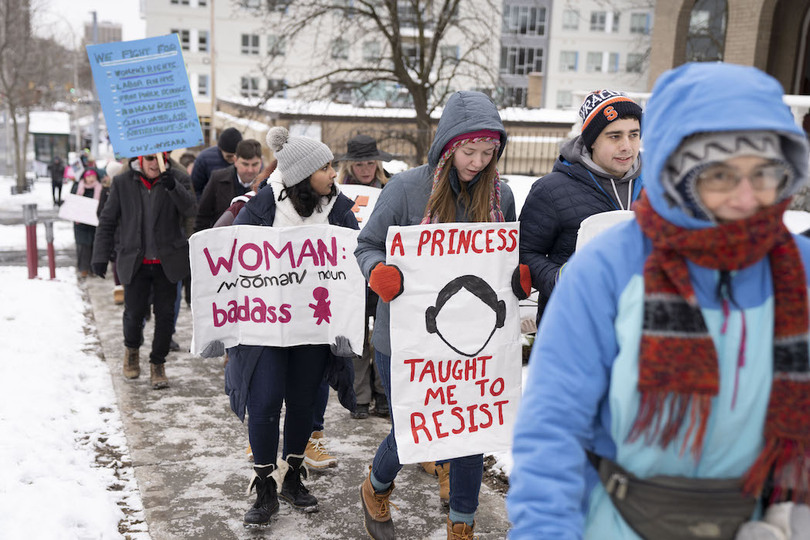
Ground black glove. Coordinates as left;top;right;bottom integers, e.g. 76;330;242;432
92;262;107;279
159;169;176;190
330;335;354;357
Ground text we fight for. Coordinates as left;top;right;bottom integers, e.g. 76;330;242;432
403;356;509;444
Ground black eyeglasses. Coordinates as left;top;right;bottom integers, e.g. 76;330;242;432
143;155;157;162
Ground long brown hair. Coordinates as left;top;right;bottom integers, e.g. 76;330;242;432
425;155;498;223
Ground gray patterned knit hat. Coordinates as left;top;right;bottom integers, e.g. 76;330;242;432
266;126;334;187
663;130;791;220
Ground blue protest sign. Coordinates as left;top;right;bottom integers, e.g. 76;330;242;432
86;34;204;159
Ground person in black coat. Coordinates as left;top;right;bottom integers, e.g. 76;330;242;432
191;127;242;199
194;139;263;232
519;90;643;326
227;126;358;529
48;155;66;205
91;153;197;389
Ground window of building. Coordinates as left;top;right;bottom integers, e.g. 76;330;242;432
556;90;573;109
686;0;727;62
241;76;260;97
590;11;606;31
502;5;547;36
402;43;420;67
171;0;190;5
267;35;285;56
608;52;619;73
198;74;209;96
198;0;207;6
500;86;527;107
440;45;460;65
562;9;579;30
331;38;349;60
267;78;286;98
398;1;419;28
240;0;260;8
630;13;650;34
500;46;543;76
586;51;603;72
241;34;260;55
559;50;577;72
170;29;190;50
611;12;620;32
627;53;644;73
267;0;290;11
363;40;381;62
198;31;208;53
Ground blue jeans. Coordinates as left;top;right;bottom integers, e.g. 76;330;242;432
372;351;484;515
247;345;329;466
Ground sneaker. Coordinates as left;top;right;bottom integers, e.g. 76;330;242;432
304;431;337;468
351;403;370;420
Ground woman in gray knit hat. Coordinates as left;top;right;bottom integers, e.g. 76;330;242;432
226;126;359;529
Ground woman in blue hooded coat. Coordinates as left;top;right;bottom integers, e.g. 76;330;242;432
506;63;810;539
355;90;531;539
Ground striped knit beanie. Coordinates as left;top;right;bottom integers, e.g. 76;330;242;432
579;89;643;150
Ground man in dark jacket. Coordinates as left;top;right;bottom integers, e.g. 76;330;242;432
519;89;642;326
191;127;242;199
194;138;262;232
91;153;197;389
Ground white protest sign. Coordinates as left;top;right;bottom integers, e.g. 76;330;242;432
387;222;522;463
58;193;99;226
575;210;635;250
189;225;365;356
337;184;381;229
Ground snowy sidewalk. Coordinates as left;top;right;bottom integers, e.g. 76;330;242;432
84;274;512;539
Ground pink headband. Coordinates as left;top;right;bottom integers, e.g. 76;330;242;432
442;130;501;155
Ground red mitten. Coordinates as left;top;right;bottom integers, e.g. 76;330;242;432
511;264;532;300
369;263;404;302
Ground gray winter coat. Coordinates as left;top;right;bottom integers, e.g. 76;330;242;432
354;91;516;356
92;163;197;284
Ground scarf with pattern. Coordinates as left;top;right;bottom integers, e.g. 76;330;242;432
633;192;810;501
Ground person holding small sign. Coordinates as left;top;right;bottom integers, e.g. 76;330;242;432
70;167;102;278
227;126;359;529
508;63;810;539
354;90;531;540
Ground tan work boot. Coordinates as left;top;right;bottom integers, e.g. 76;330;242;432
123;347;140;379
359;467;396;539
150;362;169;389
305;431;337;469
437;462;450;508
420;461;438;476
113;285;124;305
446;517;475;540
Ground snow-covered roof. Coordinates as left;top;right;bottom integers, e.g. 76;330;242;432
221;95;578;125
28;111;71;135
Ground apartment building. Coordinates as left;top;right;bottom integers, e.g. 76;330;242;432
144;0;500;140
544;0;654;110
498;0;552;107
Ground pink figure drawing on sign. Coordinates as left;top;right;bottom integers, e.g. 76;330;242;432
309;287;331;324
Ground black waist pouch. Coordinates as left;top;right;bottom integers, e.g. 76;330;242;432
592;453;758;539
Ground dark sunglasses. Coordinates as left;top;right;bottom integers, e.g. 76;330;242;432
143;155;157;162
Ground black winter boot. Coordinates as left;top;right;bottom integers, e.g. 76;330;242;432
243;464;279;528
279;454;319;513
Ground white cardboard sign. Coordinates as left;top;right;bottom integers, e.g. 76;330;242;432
189;225;365;356
337;184;381;229
387;222;523;463
58;193;99;226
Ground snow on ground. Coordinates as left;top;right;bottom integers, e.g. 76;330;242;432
0;175;148;539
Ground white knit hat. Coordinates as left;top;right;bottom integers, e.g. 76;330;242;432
266;126;334;187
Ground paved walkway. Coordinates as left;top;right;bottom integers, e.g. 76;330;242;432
84;274;512;539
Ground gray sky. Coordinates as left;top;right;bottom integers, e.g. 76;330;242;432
33;0;146;49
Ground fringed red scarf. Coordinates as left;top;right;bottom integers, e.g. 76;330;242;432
633;192;810;502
